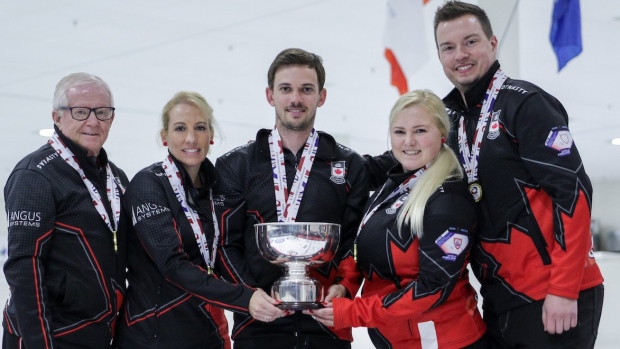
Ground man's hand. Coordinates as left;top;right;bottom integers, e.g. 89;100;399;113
542;294;578;334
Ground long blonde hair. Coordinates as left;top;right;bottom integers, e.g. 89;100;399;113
390;90;463;238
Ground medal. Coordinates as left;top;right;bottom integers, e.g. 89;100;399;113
469;182;483;202
457;69;507;203
49;132;124;253
269;127;319;222
163;155;220;273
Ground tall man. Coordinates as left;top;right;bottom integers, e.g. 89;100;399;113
433;2;603;348
3;73;129;348
215;48;369;349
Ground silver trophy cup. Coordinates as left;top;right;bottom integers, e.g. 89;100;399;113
255;222;341;310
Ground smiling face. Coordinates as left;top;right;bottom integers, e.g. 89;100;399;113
390;105;443;172
52;82;114;156
436;14;498;95
266;64;326;133
161;103;212;179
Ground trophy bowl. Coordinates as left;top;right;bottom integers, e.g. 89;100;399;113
255;222;340;310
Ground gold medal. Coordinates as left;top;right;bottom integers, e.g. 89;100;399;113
469;182;483;202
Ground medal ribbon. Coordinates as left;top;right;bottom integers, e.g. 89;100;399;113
458;69;507;184
269;127;319;222
49;132;123;237
354;166;427;262
356;166;427;237
163;155;219;272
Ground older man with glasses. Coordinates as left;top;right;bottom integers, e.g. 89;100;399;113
2;72;129;348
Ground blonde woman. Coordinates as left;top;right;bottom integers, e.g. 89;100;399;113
116;91;283;348
307;90;487;349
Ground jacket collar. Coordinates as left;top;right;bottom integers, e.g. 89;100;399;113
54;124;109;169
255;128;338;160
387;164;424;184
444;60;501;111
167;152;217;192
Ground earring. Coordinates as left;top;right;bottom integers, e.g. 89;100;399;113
441;138;446;144
163;141;167;146
210;140;214;145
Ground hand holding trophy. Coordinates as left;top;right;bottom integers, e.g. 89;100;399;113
255;222;340;310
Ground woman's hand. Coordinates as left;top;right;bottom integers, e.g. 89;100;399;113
301;284;346;327
304;305;335;327
269;257;290;265
249;288;288;322
323;284;347;302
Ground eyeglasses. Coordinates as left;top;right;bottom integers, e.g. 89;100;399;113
59;107;115;121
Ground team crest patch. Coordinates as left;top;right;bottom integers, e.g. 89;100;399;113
435;227;469;262
487;110;501;140
330;161;346;184
386;194;409;214
545;126;573;156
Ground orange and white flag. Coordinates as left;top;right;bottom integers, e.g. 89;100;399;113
384;0;430;95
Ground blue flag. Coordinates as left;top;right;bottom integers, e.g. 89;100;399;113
550;0;582;71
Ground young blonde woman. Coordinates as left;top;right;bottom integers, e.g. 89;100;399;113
307;90;487;349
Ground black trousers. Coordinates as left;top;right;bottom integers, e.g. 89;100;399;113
232;311;350;349
233;334;350;349
484;285;604;349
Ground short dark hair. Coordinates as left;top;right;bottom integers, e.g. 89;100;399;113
267;48;326;91
433;1;494;47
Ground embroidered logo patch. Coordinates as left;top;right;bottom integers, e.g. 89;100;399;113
330;161;346;184
8;210;42;228
212;194;225;207
487;110;501;140
435;227;469;261
386;194;409;214
545;126;573;156
131;203;171;224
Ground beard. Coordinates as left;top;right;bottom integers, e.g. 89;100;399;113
276;109;315;132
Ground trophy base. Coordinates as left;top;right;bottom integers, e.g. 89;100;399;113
277;301;324;310
272;274;324;310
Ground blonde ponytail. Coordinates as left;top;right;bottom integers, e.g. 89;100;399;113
396;145;462;238
387;89;463;239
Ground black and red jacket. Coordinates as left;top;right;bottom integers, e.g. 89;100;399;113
332;166;486;349
214;129;369;342
116;155;255;349
443;61;604;314
3;129;129;348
